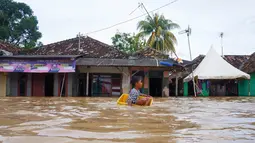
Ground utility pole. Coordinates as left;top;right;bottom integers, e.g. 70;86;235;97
179;25;197;97
220;32;224;57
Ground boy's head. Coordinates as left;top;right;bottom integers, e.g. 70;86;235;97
131;76;143;89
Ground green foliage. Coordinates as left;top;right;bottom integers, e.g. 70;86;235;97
137;13;180;53
0;0;42;48
111;32;146;54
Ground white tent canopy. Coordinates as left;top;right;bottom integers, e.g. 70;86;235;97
183;48;250;82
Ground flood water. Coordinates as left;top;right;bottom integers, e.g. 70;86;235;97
0;97;254;143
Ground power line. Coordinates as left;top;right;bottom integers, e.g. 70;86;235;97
85;0;179;35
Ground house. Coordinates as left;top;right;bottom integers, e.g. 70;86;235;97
1;36;183;97
0;41;22;97
240;52;255;96
181;48;251;97
75;46;184;97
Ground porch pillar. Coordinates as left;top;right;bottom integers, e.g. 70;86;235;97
86;72;89;96
143;68;149;95
53;74;58;96
27;74;32;96
122;71;130;94
163;71;170;97
10;73;18;96
67;73;73;97
175;76;178;96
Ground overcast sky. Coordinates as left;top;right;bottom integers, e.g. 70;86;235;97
16;0;255;60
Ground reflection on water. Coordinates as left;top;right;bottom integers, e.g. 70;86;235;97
0;97;254;143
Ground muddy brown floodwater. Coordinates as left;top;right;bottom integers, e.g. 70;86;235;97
0;97;254;143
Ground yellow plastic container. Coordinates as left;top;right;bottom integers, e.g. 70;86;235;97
117;94;153;106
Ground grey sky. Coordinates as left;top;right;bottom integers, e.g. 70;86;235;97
16;0;255;59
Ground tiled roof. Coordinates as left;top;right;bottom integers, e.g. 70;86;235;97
26;36;128;59
0;40;21;55
185;55;250;69
224;55;250;69
241;52;255;73
132;47;169;59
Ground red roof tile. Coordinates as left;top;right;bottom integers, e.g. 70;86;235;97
0;40;21;55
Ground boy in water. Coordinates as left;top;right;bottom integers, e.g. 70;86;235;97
127;76;152;106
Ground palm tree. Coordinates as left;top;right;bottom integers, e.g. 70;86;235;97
137;13;180;54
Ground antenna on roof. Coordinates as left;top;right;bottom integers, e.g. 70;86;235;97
220;32;224;57
78;32;83;52
179;25;197;97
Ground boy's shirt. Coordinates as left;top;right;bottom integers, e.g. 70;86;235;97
127;88;140;103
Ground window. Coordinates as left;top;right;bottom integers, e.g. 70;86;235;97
92;74;121;96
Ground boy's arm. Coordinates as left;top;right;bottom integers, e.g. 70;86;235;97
140;93;151;97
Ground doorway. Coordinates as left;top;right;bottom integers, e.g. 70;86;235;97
149;78;162;97
78;73;87;97
32;74;45;97
45;74;54;97
18;74;27;96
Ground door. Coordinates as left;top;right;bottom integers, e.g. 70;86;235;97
18;73;27;96
32;74;45;97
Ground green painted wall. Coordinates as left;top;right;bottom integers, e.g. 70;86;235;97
250;73;255;96
184;82;188;96
238;80;249;96
201;82;209;96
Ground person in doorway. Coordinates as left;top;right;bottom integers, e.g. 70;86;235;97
127;76;152;106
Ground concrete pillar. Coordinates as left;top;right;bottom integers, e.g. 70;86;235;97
26;74;32;96
86;72;89;96
163;71;170;97
143;68;149;94
122;71;130;94
72;73;78;97
10;73;18;96
67;73;73;97
175;76;178;96
53;74;58;97
0;73;7;97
